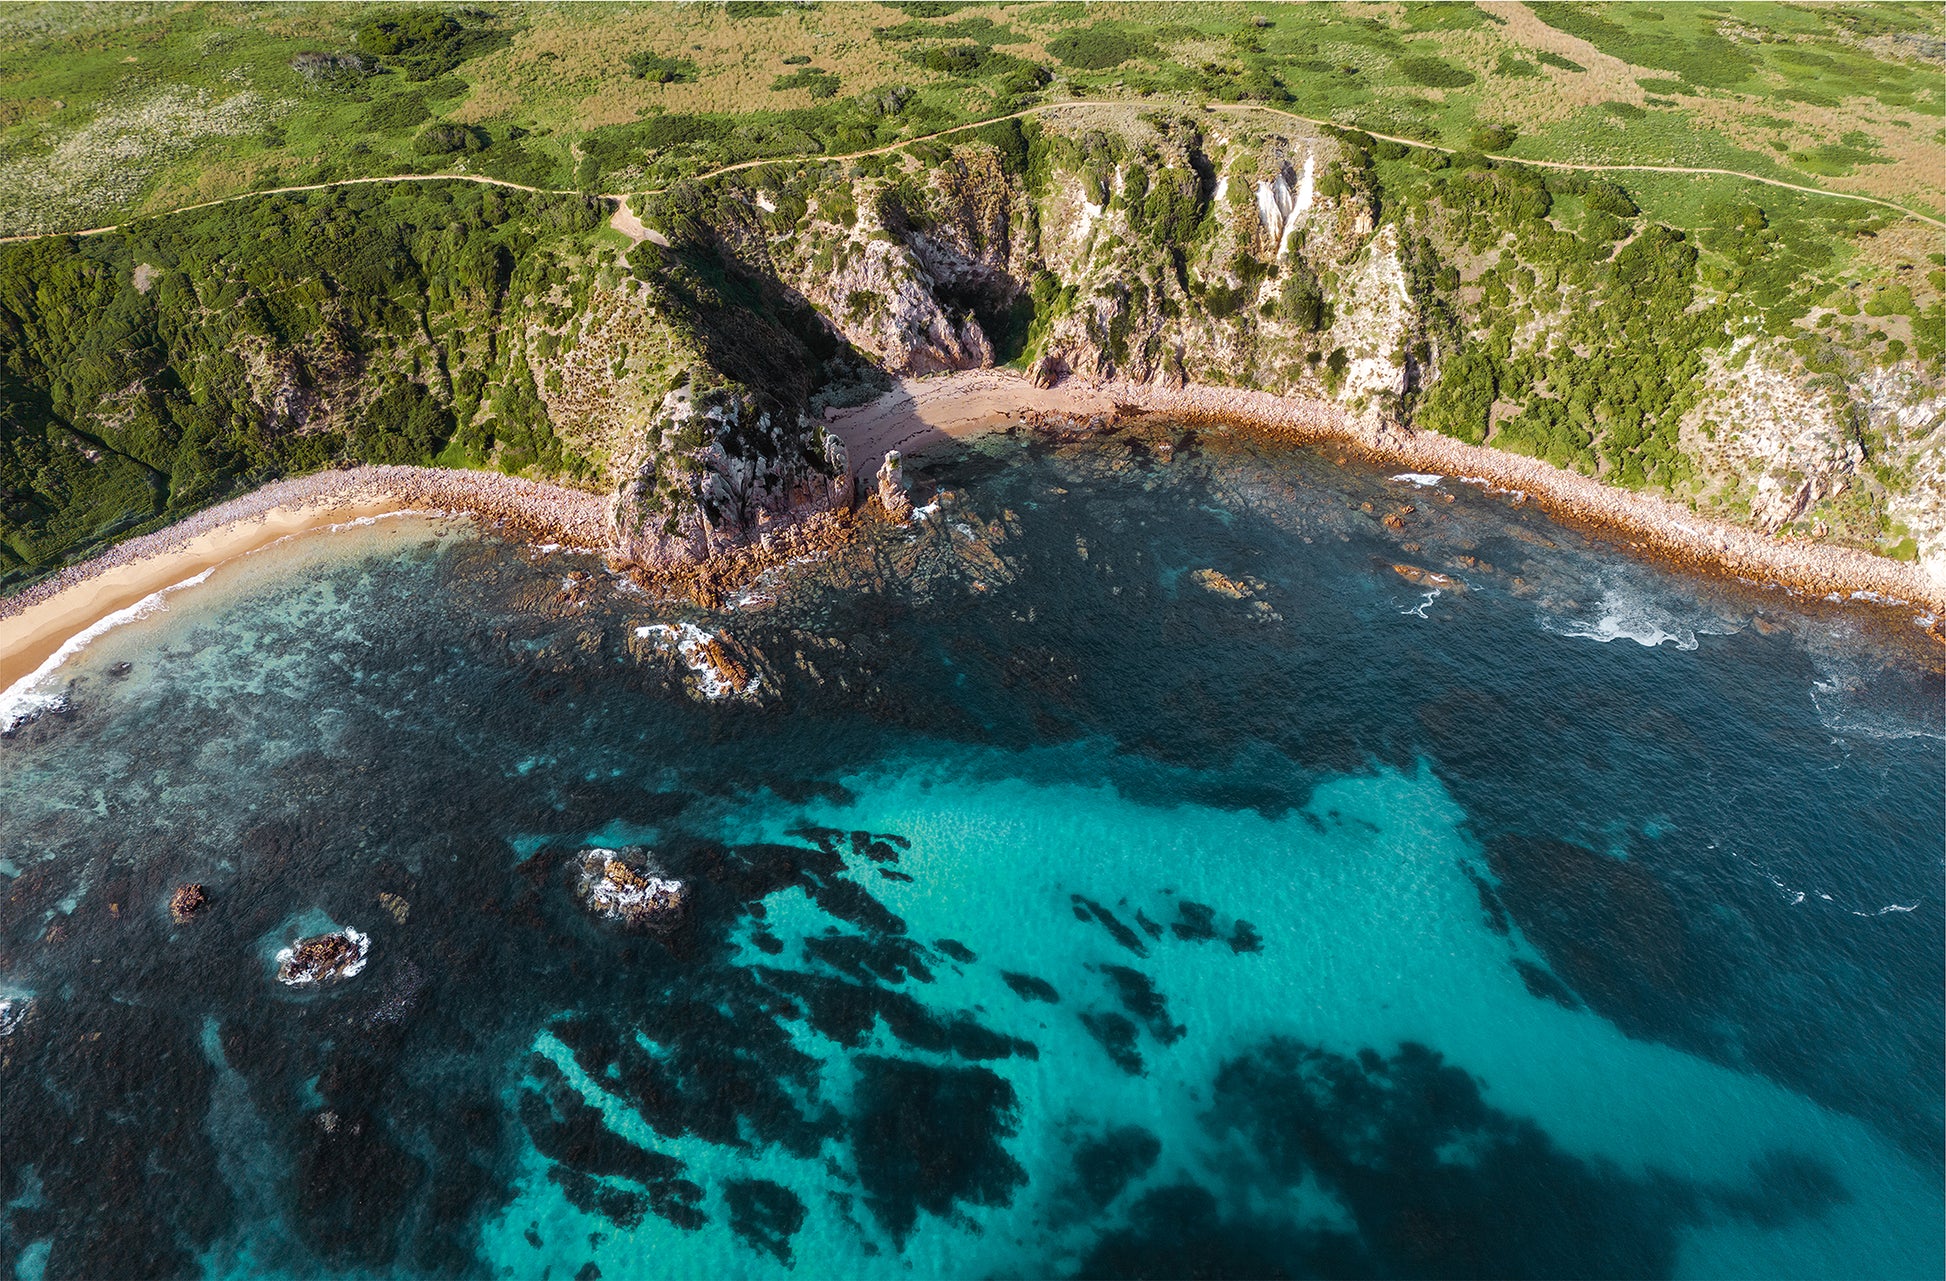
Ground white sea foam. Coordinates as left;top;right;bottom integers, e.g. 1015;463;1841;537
1545;588;1701;650
1458;476;1527;499
1402;588;1440;619
1391;472;1443;487
1809;678;1944;742
635;622;759;700
1854;902;1920;916
0;566;214;733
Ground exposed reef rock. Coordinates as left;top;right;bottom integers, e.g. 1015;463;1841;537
1392;563;1463;591
276;928;370;987
168;883;209;924
632;621;764;700
574;848;687;931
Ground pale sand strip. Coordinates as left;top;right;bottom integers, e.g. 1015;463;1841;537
0;466;607;703
3;371;1935;709
829;370;1945;614
824;370;1122;473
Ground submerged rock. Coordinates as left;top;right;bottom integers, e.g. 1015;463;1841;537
1392;563;1462;591
169;882;210;924
1189;568;1265;600
276;928;371;986
574;848;687;931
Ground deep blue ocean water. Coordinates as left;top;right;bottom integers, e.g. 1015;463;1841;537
0;423;1940;1280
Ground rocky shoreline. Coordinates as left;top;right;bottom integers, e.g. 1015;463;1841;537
828;371;1942;618
1107;380;1944;616
4;376;1939;673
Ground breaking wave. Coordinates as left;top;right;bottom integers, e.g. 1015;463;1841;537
1542;586;1714;651
0;568;213;733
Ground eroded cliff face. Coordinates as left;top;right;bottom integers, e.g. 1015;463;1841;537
18;113;1932;588
625;104;1939;577
609;375;848;568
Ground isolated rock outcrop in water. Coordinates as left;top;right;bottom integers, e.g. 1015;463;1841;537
574;848;688;930
276;928;371;986
169;883;209;924
876;450;914;520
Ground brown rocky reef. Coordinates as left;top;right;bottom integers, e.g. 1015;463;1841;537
168;883;209;924
573;848;687;931
276;927;371;986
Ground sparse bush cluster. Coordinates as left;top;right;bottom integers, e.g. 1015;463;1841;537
626;51;698;84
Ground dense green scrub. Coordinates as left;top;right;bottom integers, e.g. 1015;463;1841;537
0;182;606;586
3;98;1938;590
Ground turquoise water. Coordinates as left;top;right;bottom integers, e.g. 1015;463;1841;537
0;427;1939;1278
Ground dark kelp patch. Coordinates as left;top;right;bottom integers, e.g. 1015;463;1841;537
849;1055;1026;1245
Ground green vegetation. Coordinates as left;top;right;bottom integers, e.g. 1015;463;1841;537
625;52;698;84
770;66;842;99
0;182;610;584
0;2;1938;237
1048;25;1156;72
0;2;1938;581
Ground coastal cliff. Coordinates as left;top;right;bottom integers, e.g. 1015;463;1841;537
1;107;1940;593
642;104;1942;581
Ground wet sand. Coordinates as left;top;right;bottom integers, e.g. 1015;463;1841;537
5;373;1937;708
0;466;608;704
828;370;1945;615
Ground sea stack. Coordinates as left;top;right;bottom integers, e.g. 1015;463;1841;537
876;450;913;520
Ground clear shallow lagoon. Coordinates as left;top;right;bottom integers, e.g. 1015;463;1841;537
1;425;1940;1279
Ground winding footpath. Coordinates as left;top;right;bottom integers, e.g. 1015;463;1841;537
1;96;1938;246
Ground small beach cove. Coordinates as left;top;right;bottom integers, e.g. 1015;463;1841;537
0;466;609;729
6;372;1940;733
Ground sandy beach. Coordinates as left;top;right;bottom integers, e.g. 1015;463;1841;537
4;372;1938;715
826;370;1946;615
823;369;1126;472
0;466;608;712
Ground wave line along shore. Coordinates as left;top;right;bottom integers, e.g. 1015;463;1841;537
0;465;610;703
2;372;1939;710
